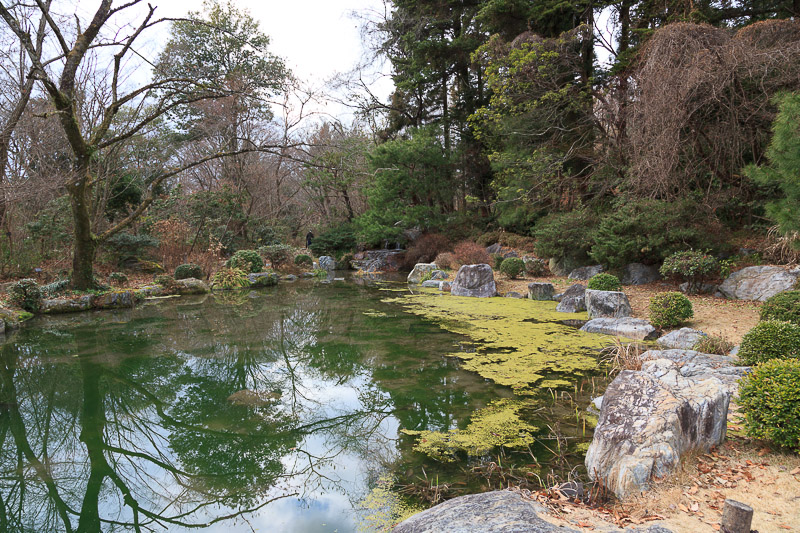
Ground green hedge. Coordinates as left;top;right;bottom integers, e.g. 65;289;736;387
737;320;800;365
739;358;800;450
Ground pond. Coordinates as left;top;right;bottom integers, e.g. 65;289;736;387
0;277;606;532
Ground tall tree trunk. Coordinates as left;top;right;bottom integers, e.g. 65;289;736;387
69;171;97;290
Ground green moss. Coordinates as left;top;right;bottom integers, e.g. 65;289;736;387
16;311;34;322
383;293;607;393
402;398;539;461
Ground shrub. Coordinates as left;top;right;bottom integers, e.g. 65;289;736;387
212;267;249;290
339;253;355;269
174;263;204;280
154;274;174;287
738;358;800;450
533;208;598;264
403;233;452;269
41;279;70;298
499;257;525;279
648;292;693;329
109;272;128;285
453;241;491;265
590;199;722;270
587;273;622;291
309;223;357;257
104;231;159;264
737;320;800;365
259;244;294;267
434;252;457;270
250;272;278;287
9;279;42;312
294;254;313;267
492;253;505;270
227;249;264;273
524;257;547;277
693;334;735;355
659;250;720;293
760;291;800;325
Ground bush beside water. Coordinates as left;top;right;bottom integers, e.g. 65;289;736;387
174;263;204;280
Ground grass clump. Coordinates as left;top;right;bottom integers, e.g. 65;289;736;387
737;320;800;365
587;273;621;291
760;290;800;325
739;358;800;450
648;291;693;329
693;334;735;355
212;267;249;290
499;257;525;279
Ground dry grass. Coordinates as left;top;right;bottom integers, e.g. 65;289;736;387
601;338;645;373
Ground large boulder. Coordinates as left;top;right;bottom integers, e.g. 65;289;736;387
450;264;497;298
568;265;603;280
486;243;502;255
0;309;27;330
430;270;448;280
318;256;337;271
580;317;658;341
622;263;661;285
528;282;555;301
717;265;800;301
41;296;92;314
248;272;279;288
393;490;577;533
408;263;438;284
639;349;749;393
585;289;633;319
351;249;406;272
175;278;210;295
92;290;137;309
586;358;731;498
556;283;586;313
656;328;707;350
548;257;581;277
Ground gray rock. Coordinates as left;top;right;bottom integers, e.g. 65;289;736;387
134;285;164;298
580;317;658;341
586;360;731;498
486;243;502;255
451;264;497;298
679;281;718;294
0;318;4;335
92;290;137;309
717;265;800;301
284;274;298;282
0;309;24;330
505;291;524;298
350;249;406;273
657;328;707;350
393;490;577;533
175;278;210;295
41;296;92;314
408;263;438;284
556;283;586;313
585;289;633;319
527;282;555;301
729;344;740;357
441;281;452;291
639;349;749;393
421;280;442;288
430;270;448;280
622;263;661;285
503;250;519;258
549;257;581;277
318;256;336;271
568;265;604;280
301;272;316;278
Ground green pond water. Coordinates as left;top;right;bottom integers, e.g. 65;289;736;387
0;277;604;532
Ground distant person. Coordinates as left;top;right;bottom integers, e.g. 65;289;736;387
306;231;314;249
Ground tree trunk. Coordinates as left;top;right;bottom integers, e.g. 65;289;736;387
69;173;97;290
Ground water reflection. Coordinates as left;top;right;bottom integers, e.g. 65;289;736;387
0;281;503;532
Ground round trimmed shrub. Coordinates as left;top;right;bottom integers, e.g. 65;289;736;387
259;244;293;267
648;291;693;329
9;279;42;313
174;263;204;280
659;250;719;293
587;273;621;291
760;291;800;325
227;249;264;273
492;253;505;270
499;257;525;279
737;320;800;365
739;358;800;450
294;254;313;267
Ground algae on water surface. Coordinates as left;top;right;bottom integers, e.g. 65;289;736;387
384;293;609;394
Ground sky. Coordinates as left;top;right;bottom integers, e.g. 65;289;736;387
113;0;394;121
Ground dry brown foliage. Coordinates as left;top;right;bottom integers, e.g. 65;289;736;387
152;218;193;271
403;233;452;269
434;252;458;270
453;241;491;266
602;338;645;374
629;20;800;203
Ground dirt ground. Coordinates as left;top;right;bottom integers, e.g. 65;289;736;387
494;276;761;345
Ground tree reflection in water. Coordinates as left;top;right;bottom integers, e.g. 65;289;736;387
0;282;494;532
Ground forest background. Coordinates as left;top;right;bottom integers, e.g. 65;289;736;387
0;0;799;288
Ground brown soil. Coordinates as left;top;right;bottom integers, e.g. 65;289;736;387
495;276;761;344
